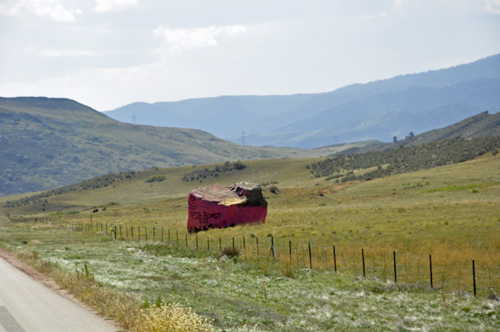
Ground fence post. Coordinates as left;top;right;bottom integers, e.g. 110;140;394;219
185;233;188;248
256;237;259;255
196;236;198;251
362;249;366;278
232;237;235;250
429;255;433;289
114;225;117;240
333;246;337;273
289;241;292;263
393;251;397;283
131;226;134;239
126;225;128;238
168;229;171;243
270;237;277;260
119;225;122;238
309;243;312;269
243;237;245;249
145;227;148;241
161;228;164;243
153;227;155;242
177;231;179;246
472;260;476;297
207;237;210;251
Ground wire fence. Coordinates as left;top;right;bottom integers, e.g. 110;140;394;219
38;219;500;298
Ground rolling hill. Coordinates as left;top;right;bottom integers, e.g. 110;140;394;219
105;54;500;147
0;97;361;197
333;110;500;155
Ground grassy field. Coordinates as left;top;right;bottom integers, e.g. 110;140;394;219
1;152;500;331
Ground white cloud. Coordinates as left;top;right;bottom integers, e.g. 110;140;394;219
94;0;138;13
37;50;98;57
484;0;500;13
154;25;247;53
0;0;81;22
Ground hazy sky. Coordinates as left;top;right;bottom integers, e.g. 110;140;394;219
1;0;499;111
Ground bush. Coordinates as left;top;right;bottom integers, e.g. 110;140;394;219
181;161;247;182
145;175;166;183
221;246;240;258
268;185;279;194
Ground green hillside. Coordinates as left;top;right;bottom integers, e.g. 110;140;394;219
335;111;500;155
0;97;363;197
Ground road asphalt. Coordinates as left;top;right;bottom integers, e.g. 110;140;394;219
0;257;117;332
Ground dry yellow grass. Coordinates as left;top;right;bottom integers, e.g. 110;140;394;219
135;303;213;332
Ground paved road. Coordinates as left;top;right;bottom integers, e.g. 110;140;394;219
0;257;117;332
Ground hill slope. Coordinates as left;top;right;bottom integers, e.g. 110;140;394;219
0;97;354;197
334;111;500;155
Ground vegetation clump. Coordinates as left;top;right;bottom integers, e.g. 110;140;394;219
268;185;279;194
135;303;212;332
145;175;166;183
182;161;247;182
221;246;240;258
306;136;500;181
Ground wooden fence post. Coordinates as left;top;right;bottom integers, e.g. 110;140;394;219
333;246;337;273
309;243;312;269
429;255;433;288
362;249;366;278
472;260;477;297
393;251;397;283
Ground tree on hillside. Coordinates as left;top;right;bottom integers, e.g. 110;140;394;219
393;136;398;143
409;131;414;137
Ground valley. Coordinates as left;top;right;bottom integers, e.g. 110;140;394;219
1;140;499;331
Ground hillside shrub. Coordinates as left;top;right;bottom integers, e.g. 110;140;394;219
145;175;166;183
268;185;279;194
306;136;500;182
182;161;247;182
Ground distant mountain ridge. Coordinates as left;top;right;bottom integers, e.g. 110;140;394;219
104;54;500;147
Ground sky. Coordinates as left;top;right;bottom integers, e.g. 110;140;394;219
0;0;499;111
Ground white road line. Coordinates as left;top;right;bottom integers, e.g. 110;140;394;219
0;306;26;332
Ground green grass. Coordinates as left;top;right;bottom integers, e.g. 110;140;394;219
1;221;500;331
1;150;500;330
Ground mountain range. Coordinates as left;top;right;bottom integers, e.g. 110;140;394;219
104;54;500;148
